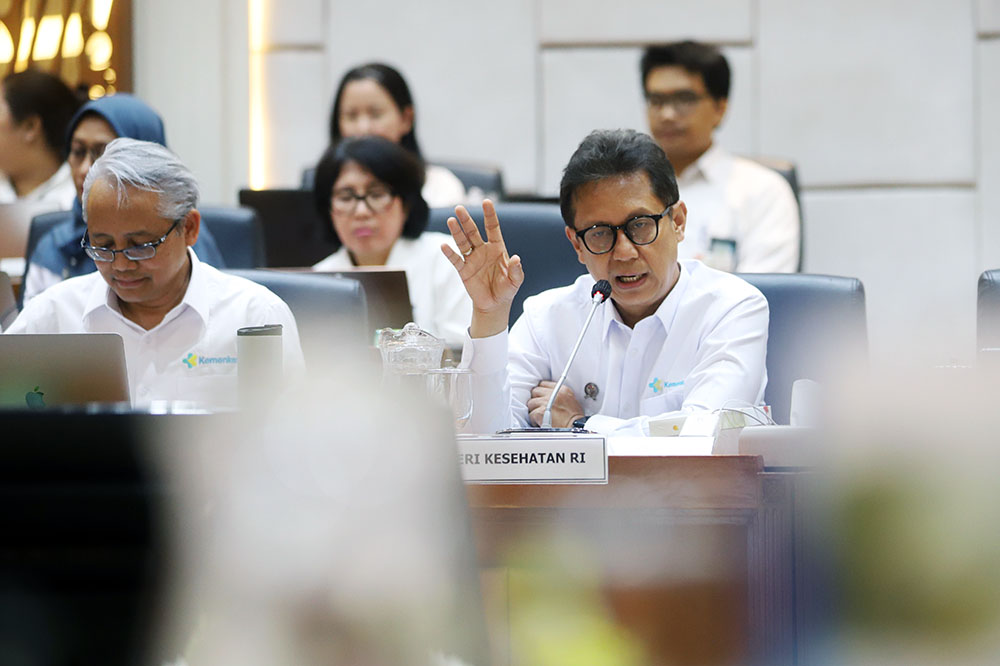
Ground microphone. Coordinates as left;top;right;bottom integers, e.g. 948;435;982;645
541;280;612;428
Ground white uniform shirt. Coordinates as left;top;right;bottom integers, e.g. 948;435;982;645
460;260;768;436
676;144;800;273
0;162;77;209
6;250;304;408
423;164;468;208
313;231;472;345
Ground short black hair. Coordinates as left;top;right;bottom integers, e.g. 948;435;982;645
3;69;82;156
640;40;730;100
329;62;422;158
312;135;428;247
559;129;678;228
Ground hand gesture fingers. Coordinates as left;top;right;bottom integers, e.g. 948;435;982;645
440;199;524;337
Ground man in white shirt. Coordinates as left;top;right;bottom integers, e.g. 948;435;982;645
6;138;303;408
442;129;768;436
642;41;800;273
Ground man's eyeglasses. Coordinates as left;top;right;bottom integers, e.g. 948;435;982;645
574;206;674;255
644;90;707;116
67;143;107;166
81;218;183;262
331;187;395;214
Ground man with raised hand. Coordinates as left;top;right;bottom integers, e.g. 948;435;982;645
443;129;768;436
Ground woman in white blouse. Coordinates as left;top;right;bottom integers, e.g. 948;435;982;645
312;135;471;345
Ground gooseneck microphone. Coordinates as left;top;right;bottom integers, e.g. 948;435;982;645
541;280;612;428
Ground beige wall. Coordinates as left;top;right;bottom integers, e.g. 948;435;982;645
133;0;1000;368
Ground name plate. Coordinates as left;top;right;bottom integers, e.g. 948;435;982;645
456;432;608;484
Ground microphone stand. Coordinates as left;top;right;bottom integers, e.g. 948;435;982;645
540;280;611;428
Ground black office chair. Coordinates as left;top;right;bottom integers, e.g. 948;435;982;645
198;205;266;268
427;203;585;328
0;271;16;330
225;269;368;362
738;273;868;425
23;207;265;272
431;160;505;200
976;270;1000;355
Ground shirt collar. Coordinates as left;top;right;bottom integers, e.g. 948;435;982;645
678;142;727;186
600;261;691;341
81;248;206;328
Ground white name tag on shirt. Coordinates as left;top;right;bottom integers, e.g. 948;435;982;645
456;432;607;484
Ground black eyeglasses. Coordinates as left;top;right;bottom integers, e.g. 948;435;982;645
644;90;707;116
67;142;107;166
574;206;674;255
331;187;395;214
81;218;183;262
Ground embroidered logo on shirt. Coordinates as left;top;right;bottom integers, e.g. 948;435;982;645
182;353;237;369
649;378;684;394
584;382;599;400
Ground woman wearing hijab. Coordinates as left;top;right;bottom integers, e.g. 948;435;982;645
22;93;223;301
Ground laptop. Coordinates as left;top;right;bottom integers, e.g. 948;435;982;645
316;267;414;333
276;266;415;335
237;188;338;267
0;333;130;408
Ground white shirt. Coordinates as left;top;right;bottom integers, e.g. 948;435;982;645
6;250;304;409
313;231;472;346
423;164;469;208
0;162;77;209
676;144;800;273
460;260;768;436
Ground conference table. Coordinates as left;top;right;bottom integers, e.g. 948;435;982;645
467;454;814;666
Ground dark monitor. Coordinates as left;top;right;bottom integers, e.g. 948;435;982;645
0;410;176;665
237;188;337;268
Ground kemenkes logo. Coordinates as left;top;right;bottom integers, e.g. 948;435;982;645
182;352;236;369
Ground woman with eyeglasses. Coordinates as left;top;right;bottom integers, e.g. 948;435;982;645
330;62;475;208
21;93;222;302
312;135;470;345
0;69;81;207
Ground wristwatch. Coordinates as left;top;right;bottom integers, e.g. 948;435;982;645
572;415;590;430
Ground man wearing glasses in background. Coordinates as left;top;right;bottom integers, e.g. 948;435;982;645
642;41;800;273
444;129;768;436
6;138;303;408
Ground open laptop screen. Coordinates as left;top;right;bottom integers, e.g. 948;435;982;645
0;333;130;408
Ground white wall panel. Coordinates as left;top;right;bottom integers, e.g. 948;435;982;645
540;47;756;195
539;0;753;45
261;0;325;47
134;0;248;204
803;189;977;367
326;0;538;193
979;0;1000;34
260;53;330;188
759;0;976;187
979;41;1000;272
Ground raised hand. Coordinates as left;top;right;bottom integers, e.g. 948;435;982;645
441;199;524;338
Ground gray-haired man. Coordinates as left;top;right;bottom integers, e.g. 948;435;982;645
7;138;303;407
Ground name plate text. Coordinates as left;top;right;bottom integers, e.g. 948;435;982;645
457;433;607;484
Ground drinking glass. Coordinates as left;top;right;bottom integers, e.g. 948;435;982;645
426;368;473;430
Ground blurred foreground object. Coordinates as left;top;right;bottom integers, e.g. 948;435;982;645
151;361;489;666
